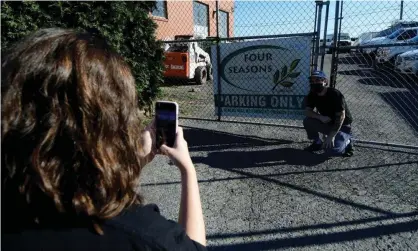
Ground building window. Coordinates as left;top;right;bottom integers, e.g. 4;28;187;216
193;1;209;38
152;0;167;19
219;10;229;38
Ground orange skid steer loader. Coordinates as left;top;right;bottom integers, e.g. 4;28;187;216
164;35;213;85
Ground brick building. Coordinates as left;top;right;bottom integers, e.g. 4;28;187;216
151;0;234;41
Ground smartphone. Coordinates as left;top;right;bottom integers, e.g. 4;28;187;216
155;101;178;148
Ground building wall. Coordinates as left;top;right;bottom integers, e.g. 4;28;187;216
152;0;234;41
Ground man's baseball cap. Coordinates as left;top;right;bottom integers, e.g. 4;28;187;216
309;70;327;79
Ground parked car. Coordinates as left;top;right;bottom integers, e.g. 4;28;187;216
325;33;352;53
395;49;418;75
375;35;418;68
362;27;418;56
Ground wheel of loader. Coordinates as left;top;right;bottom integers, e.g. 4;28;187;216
195;66;207;85
207;64;213;81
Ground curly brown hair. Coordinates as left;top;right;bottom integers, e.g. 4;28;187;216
2;28;145;231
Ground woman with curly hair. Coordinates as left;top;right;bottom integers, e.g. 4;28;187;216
2;28;206;251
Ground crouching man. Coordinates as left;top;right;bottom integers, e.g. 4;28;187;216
303;71;354;156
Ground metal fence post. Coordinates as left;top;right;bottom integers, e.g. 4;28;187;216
331;0;344;86
320;1;330;71
330;0;340;88
216;0;222;121
311;3;318;71
314;0;323;71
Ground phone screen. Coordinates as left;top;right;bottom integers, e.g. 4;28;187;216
155;102;177;148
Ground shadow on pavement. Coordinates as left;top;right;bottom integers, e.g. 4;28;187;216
337;61;418;137
176;127;418;250
142;159;418;187
338;54;374;67
356;143;418;155
192;148;329;169
338;69;374;77
208;218;418;250
184;128;403;215
358;75;418;91
337;64;418;134
184;127;294;152
184;127;329;167
380;91;418;134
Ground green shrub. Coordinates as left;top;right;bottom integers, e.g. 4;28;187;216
1;1;164;110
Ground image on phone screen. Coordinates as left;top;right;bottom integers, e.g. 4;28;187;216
156;104;177;148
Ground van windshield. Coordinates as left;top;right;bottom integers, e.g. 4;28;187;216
408;34;418;42
387;30;402;39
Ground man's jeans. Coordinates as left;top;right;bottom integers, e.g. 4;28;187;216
303;117;352;154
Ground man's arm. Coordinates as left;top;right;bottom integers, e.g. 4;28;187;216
306;107;331;124
328;91;348;138
328;110;345;138
305;107;321;120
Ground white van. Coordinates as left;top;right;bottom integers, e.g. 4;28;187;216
363;27;418;55
325;33;352;53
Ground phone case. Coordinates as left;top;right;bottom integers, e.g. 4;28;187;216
156;101;179;132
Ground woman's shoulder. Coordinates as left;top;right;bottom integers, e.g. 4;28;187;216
106;203;173;236
105;204;207;251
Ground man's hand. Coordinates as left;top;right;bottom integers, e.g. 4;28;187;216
319;115;332;124
323;136;335;149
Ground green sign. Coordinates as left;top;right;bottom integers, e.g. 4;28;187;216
211;37;311;119
214;95;305;110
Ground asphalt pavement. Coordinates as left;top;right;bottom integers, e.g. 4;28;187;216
139;119;418;251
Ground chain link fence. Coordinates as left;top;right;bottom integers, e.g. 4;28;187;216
330;0;418;147
155;0;418;148
157;0;316;125
150;1;418;249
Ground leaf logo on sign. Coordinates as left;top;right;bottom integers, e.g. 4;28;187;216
220;45;289;92
272;59;301;90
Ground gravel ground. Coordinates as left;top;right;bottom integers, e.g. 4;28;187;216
139;120;418;251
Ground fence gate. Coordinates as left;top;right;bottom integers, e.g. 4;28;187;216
158;0;418;148
327;0;418;148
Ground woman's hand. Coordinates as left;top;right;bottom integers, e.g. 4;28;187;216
160;127;194;173
161;127;206;246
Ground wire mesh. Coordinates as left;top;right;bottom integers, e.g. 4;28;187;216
157;0;316;127
331;1;418;146
151;1;418;249
155;0;418;147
